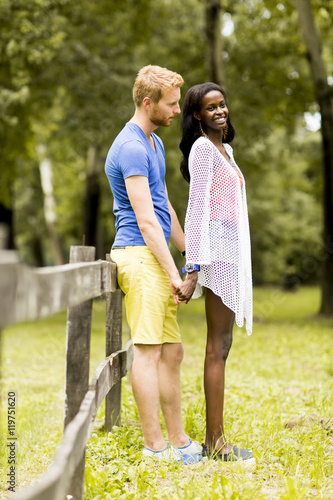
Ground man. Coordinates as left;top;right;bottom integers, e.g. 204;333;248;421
105;65;200;463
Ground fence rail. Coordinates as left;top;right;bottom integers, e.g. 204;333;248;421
0;249;116;328
0;246;131;500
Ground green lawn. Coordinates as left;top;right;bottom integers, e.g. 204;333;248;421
1;287;332;499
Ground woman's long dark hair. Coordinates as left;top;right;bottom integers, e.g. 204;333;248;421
179;82;235;182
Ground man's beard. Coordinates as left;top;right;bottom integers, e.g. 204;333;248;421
149;108;173;128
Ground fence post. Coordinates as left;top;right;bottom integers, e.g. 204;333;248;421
105;253;123;431
64;245;95;500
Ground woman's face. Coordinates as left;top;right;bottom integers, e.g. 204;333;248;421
194;90;228;135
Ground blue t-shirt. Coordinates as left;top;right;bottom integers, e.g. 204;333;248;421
105;123;171;246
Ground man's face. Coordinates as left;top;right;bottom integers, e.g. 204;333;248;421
148;87;181;127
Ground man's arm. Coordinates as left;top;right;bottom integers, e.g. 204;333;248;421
167;192;198;301
167;199;185;253
125;175;188;303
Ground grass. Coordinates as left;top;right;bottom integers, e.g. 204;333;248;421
1;287;333;499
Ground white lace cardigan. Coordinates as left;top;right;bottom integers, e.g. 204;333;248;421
184;136;253;335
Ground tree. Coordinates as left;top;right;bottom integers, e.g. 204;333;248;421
205;0;224;85
0;0;69;249
2;0;327;286
207;0;325;287
295;0;333;313
38;147;64;265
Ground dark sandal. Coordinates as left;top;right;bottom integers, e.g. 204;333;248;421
202;444;256;465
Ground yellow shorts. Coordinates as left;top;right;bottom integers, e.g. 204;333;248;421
110;246;181;345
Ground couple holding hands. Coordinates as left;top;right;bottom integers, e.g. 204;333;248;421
105;65;254;465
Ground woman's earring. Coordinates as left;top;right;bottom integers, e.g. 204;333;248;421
199;120;207;138
223;123;228;140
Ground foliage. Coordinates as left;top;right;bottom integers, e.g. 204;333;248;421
246;127;322;285
1;288;333;498
0;0;69;206
1;0;331;285
220;0;327;284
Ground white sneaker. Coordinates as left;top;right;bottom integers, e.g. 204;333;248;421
142;444;181;461
177;439;202;456
142;444;200;464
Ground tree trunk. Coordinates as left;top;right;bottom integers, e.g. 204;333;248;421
31;234;45;267
205;0;224;86
82;146;102;258
295;0;333;315
0;203;15;250
38;147;64;265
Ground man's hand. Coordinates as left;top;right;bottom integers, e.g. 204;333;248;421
176;272;198;304
170;275;186;305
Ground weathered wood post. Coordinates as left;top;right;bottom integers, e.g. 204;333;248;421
64;245;95;500
105;253;123;431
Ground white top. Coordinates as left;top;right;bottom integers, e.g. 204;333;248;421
184;136;253;335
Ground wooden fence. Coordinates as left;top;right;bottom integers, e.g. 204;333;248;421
0;245;133;500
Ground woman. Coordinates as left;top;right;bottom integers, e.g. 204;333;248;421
179;82;254;464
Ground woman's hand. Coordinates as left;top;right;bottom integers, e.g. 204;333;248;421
177;272;199;304
170;275;185;304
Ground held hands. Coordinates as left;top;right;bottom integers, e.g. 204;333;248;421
170;276;184;305
170;272;198;305
178;272;198;303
